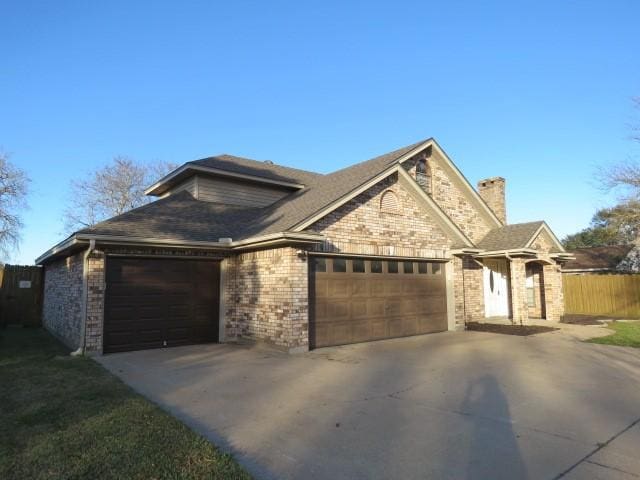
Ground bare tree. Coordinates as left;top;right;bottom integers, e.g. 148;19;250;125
0;152;30;260
593;97;640;241
64;156;176;232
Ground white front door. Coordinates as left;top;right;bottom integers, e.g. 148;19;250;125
483;259;510;317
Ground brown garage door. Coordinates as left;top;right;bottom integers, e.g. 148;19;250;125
104;257;220;353
310;256;447;348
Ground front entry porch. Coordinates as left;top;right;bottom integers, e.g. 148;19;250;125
477;253;565;324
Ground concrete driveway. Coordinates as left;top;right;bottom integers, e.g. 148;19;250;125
97;328;640;480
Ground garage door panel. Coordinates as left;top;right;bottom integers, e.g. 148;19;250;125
369;318;388;339
104;258;220;353
351;279;369;297
370;280;385;296
368;299;385;317
385;299;402;316
386;280;403;295
352;320;372;343
329;279;351;298
315;279;329;298
312;256;448;349
327;300;350;319
351;299;368;318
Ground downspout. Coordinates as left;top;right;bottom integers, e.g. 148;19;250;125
71;239;95;356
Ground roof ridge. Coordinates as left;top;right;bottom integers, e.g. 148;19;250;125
192;154;322;177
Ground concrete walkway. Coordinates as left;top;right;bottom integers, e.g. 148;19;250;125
97;328;640;480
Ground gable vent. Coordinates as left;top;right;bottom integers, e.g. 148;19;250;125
380;190;400;214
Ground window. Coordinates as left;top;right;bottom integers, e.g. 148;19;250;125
380;190;400;214
387;261;399;273
370;260;383;273
431;263;442;275
313;257;327;272
352;259;365;273
403;261;414;274
526;271;535;306
527;287;536;307
416;159;432;195
417;262;428;274
332;258;347;273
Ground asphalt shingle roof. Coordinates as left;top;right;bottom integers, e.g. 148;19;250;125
78;191;264;243
80;139;431;242
563;245;634;271
189;154;322;186
477;221;545;251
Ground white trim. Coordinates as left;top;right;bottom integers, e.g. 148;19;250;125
218;258;227;342
416;140;504;228
308;251;451;261
145;164;306;196
291;141;434;232
397;167;474;247
35;237;85;265
36;231;325;264
292;164;403;231
445;261;456;331
525;222;566;253
474;248;538;258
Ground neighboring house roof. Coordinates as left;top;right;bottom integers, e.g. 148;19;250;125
563;245;635;271
477;221;545;251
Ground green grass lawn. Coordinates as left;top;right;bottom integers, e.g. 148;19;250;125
0;327;251;480
588;321;640;348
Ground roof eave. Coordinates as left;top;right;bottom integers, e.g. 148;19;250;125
36;231;326;265
145;164;307;196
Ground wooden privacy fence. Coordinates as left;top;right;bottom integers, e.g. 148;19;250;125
563;273;640;319
0;265;44;327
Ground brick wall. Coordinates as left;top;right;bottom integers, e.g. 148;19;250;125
543;263;564;321
477;177;506;224
510;258;529;324
403;155;493;244
225;247;308;351
309;173;452;257
84;251;105;353
42;251;85;349
460;256;484;322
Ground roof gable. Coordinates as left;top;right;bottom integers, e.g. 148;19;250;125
145;154;321;196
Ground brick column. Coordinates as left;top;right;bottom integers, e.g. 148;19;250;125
85;250;105;354
543;262;564;321
509;258;529;325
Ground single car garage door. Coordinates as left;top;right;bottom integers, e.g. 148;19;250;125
104;257;220;353
310;256;447;348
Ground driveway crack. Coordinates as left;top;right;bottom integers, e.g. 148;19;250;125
552;415;640;479
584;460;640;478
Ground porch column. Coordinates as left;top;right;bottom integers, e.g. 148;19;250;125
543;262;564;321
509;258;529;325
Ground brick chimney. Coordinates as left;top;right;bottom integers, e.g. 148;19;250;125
477;177;506;224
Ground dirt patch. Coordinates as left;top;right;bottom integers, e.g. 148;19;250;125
466;322;559;336
561;314;611;326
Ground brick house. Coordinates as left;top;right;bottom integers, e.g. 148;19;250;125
37;138;571;354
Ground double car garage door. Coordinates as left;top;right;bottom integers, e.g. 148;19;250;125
103;255;447;353
311;256;448;348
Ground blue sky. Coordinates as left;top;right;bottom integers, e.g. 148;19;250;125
1;1;639;264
